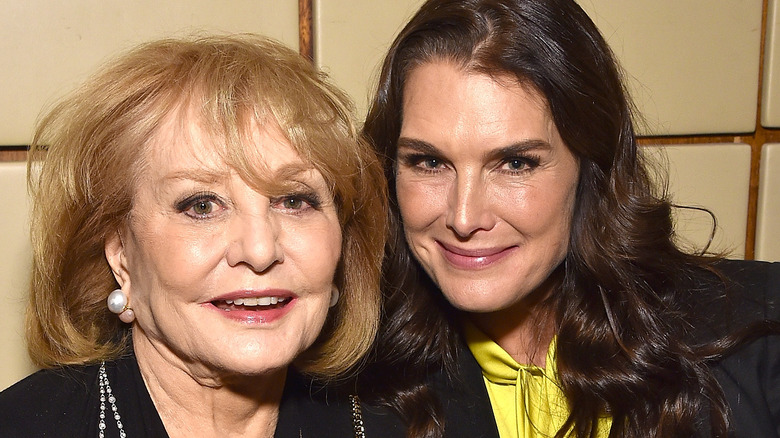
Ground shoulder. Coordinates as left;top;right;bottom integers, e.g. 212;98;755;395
687;259;780;340
0;364;99;435
693;260;780;436
714;258;780;304
0;354;165;437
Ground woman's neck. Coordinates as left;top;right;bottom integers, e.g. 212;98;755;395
467;272;559;367
133;334;286;438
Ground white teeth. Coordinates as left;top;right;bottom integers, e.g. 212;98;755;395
222;297;287;307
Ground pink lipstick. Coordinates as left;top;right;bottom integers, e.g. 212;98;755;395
206;289;296;323
437;241;517;269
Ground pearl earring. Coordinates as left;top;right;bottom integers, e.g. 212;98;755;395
107;288;135;323
329;286;340;308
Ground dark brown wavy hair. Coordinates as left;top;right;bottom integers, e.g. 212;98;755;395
361;0;745;436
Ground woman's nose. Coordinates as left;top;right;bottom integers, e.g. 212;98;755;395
445;173;496;237
225;209;284;272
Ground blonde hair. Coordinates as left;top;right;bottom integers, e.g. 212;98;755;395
26;34;387;378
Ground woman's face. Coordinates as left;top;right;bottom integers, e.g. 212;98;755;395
396;61;579;315
106;109;341;379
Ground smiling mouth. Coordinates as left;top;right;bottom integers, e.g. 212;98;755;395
437;242;517;269
212;297;290;311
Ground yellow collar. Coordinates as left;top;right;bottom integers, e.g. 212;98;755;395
463;320;557;385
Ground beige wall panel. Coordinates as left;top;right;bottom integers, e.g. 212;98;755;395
0;162;37;390
756;144;780;261
0;0;299;145
763;0;780;127
579;1;762;136
644;144;751;259
315;0;425;118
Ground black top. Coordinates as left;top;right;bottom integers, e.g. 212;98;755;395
0;353;366;437
692;260;780;437
0;352;165;437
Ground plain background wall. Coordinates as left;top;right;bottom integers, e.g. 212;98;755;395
763;0;780;126
0;163;34;391
578;1;762;136
315;0;425;118
756;144;780;260
644;144;752;258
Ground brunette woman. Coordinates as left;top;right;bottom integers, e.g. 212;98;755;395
360;1;780;437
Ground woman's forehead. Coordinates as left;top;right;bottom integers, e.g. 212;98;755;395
131;116;328;205
130;97;344;203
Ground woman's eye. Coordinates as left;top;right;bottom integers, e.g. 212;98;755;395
175;193;224;219
421;157;441;169
397;151;447;174
501;156;539;172
282;197;305;210
506;159;526;170
404;154;445;171
191;200;215;215
275;193;321;212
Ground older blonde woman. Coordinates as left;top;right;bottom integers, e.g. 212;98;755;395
0;35;387;437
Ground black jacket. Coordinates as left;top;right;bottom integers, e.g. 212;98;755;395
694;259;780;437
0;353;361;437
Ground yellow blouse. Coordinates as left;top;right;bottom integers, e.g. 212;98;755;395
464;323;611;438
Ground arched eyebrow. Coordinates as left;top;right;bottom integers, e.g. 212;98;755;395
162;162;313;181
160;162;324;198
489;140;552;160
163;169;229;184
396;137;439;155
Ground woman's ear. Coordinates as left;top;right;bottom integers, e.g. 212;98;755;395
105;230;129;288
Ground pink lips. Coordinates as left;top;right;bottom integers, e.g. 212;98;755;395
437;241;517;269
205;289;297;324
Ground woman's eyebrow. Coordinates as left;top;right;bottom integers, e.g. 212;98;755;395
162;169;228;183
397;137;440;155
489;140;552;158
161;162;315;182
